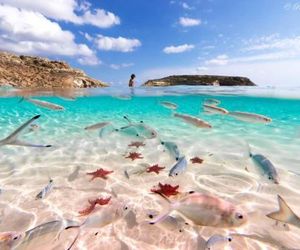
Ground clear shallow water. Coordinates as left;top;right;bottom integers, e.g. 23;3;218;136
0;86;300;250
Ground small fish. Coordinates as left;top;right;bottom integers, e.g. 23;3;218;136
267;195;300;229
150;192;247;228
228;111;272;123
67;166;80;182
174;113;212;128
99;124;116;138
65;203;131;250
26;98;65;111
161;141;180;160
147;211;187;232
151;183;180;197
169;156;188;177
204;99;221;106
124;163;149;179
0;231;23;249
160;101;178;110
250;151;279;184
35;179;54;199
203;104;229;115
0;115;51;148
84;122;111;131
205;234;232;250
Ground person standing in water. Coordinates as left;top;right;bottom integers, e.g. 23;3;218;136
129;74;136;87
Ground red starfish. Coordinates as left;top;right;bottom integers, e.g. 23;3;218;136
125;152;143;161
147;164;165;174
151;182;179;197
86;168;114;181
190;157;204;164
78;196;111;216
128;141;145;148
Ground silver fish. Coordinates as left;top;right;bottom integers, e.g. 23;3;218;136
160;101;178;110
161;141;180;160
205;234;232;250
169;156;187;177
26;98;65;111
0;115;51;148
228;111;272;123
99;124;116;138
267;195;300;229
204;99;221;106
174;113;212;128
84;122;111;131
36;179;54;199
203;104;228;115
250;153;279;184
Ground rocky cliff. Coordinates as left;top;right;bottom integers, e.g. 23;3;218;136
0;51;107;88
143;75;255;86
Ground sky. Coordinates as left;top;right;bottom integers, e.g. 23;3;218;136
0;0;300;86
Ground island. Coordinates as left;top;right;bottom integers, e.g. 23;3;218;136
143;75;255;86
0;51;107;88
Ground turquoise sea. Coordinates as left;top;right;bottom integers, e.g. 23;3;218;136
0;86;300;250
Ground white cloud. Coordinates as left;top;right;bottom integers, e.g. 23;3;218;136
182;2;194;10
284;2;300;11
0;4;99;64
110;63;134;70
95;35;141;52
205;54;229;65
196;66;209;72
78;55;101;66
163;44;194;54
179;17;201;27
0;0;120;28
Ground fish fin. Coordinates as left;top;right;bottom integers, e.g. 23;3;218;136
267;195;298;225
149;209;172;225
123;115;132;124
0;115;41;145
154;192;172;204
65;227;81;250
12;139;51;148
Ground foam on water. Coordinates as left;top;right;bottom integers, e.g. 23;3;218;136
0;86;300;250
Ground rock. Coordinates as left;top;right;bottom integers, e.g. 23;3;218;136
0;51;108;88
143;75;256;86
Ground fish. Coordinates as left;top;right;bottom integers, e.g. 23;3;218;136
160;101;178;110
99;124;116;138
150;192;247;228
0;231;23;249
174;113;212;128
117;116;158;139
249;149;279;184
25;98;65;111
205;234;232;250
124;163;149;179
203;99;221;106
203;104;229;115
161;141;180;160
147;210;188;233
0;115;52;148
35;179;54;199
67;166;80;182
266;195;300;228
169;156;188;177
228;111;272;123
84;122;111;131
65;203;131;249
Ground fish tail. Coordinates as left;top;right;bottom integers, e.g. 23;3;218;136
149;192;173;225
266;195;297;224
123;115;132;124
66;228;80;250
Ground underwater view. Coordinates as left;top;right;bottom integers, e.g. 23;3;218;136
0;86;300;250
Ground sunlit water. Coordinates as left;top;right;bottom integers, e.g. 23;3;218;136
0;86;300;250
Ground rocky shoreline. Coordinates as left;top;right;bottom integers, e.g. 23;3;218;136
0;51;107;89
143;75;256;86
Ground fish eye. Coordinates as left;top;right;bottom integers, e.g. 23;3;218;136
185;222;189;225
124;206;128;210
148;214;154;219
179;229;183;233
13;236;19;240
228;237;232;242
188;191;195;194
161;141;165;145
235;213;243;220
268;176;273;180
175;173;178;176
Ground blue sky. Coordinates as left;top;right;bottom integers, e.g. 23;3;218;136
0;0;300;86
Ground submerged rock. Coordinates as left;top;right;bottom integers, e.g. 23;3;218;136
0;51;107;88
143;75;255;86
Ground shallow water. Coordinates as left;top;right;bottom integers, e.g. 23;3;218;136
0;86;300;250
